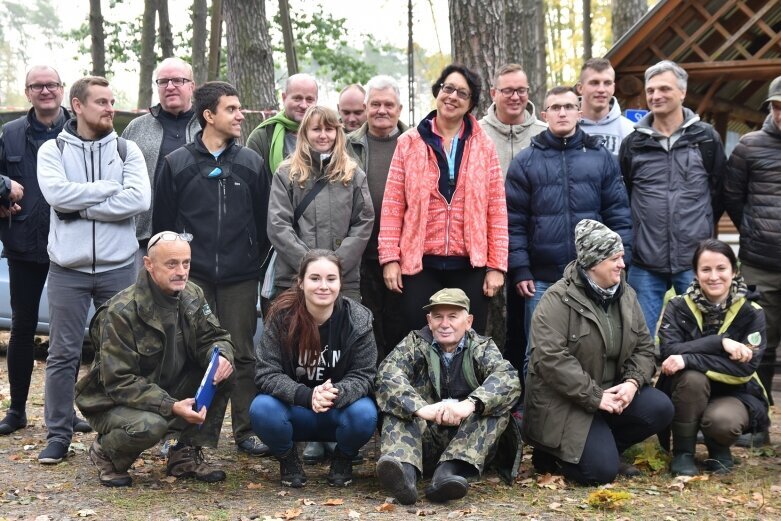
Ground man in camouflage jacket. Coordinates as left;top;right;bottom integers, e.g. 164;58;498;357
75;231;235;487
375;288;522;505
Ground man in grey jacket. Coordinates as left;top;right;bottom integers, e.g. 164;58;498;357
122;57;200;267
37;76;151;464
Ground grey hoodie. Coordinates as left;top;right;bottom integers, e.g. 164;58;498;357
579;97;635;155
479;101;547;175
37;119;151;273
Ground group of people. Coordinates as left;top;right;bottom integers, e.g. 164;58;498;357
0;51;776;504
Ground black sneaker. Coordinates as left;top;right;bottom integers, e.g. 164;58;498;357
277;447;307;488
237;435;271;457
167;445;226;482
38;441;70;465
327;447;353;487
0;410;27;436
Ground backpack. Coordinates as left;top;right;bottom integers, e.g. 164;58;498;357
56;136;128;162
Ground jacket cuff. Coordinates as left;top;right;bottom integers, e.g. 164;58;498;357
294;386;314;409
511;267;533;286
621;370;646;388
160;397;177;418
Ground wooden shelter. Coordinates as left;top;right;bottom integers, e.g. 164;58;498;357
606;0;781;139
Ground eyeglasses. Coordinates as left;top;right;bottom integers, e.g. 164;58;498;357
544;104;579;113
498;87;529;98
155;78;192;87
148;231;193;250
26;82;63;93
439;83;471;101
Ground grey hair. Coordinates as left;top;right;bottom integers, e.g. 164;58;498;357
284;73;319;94
644;60;688;91
154;57;193;81
25;65;61;85
365;75;401;104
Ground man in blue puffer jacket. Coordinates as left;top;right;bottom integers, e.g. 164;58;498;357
506;86;632;379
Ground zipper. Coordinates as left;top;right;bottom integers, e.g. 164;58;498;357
215;177;225;280
91;144;97;274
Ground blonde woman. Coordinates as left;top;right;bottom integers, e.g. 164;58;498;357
267;105;374;301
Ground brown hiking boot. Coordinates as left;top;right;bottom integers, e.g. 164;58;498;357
89;440;132;487
167;444;226;483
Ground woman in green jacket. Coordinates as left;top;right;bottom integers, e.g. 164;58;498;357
523;220;673;485
658;239;769;476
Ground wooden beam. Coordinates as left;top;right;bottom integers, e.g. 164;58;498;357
669;22;711;61
619;58;781;79
685;91;766;126
696;78;724;115
608;0;684;66
754;26;781;59
670;1;738;62
711;1;776;60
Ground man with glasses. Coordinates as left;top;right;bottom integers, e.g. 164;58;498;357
153;81;271;458
122;57;200;268
506;86;632;380
0;66;76;436
479;63;547;372
75;231;235;487
36;76;151;464
576;58;635;155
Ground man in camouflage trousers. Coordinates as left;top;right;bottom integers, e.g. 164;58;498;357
375;288;522;505
75;231;235;487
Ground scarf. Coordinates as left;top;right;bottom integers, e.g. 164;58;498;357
577;264;623;310
258;112;299;174
686;274;748;335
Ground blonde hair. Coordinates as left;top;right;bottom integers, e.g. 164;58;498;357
283;105;357;187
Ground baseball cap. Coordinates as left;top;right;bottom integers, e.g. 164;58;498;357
422;288;470;312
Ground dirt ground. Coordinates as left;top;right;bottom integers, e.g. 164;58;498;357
1;340;781;520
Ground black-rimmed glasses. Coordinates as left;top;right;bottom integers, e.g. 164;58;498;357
155;78;192;87
26;83;63;93
439;83;471;100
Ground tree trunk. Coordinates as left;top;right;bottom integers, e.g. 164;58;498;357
278;0;298;77
583;0;592;60
612;0;646;44
223;0;276;140
207;0;223;81
137;0;157;109
448;0;505;118
504;0;523;64
89;0;106;77
158;0;174;58
520;0;547;110
191;0;208;84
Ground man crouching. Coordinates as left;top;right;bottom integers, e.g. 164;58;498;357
75;231;235;487
375;288;522;504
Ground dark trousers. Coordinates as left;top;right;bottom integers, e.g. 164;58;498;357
360;259;406;364
401;267;488;334
537;386;673;485
504;287;526;373
6;259;49;412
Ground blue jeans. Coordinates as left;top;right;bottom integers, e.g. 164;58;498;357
522;280;552;380
627;266;693;338
249;395;377;457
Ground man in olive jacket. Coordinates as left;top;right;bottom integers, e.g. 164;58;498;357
375;288;522;505
75;232;235;487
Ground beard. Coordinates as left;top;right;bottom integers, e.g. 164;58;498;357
81;116;114;140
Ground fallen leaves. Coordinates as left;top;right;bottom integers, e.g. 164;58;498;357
272;508;301;520
75;510;96;517
667;475;709;492
246;482;263;490
298;498;316;506
536;473;566;490
323;498;344;506
347;510;361;519
587;489;633;510
414;508;436;516
375;502;395;512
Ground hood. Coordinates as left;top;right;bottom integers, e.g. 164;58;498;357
634;107;700;137
60;118;118;146
580;97;623;126
481;100;544;138
761;113;781;137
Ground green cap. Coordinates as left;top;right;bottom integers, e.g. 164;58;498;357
422;288;471;312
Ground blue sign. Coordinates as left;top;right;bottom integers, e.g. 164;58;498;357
625;109;649;122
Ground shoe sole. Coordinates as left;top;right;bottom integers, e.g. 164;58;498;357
327;477;353;487
376;458;417;505
168;470;226;483
425;477;468;502
281;478;307;488
38;457;65;465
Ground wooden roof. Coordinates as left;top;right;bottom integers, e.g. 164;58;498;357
606;0;781;136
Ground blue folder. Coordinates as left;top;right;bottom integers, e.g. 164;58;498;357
194;347;220;412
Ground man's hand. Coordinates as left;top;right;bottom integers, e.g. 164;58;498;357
383;262;403;293
516;280;535;298
414;403;442;422
661;354;685;375
722;338;753;363
603;381;638;412
598;391;624;414
8;180;23;202
172;398;207;424
483;270;504;297
436;400;475;426
213;355;233;384
0;203;21;218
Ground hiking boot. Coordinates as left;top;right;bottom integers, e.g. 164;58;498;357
302;441;325;464
323;441;364;465
277;447;307;488
237;435;271;457
376;455;418;505
0;410;27;435
73;414;93;433
670;421;699;476
327;447;353;487
167;445;226;483
735;430;770;448
425;460;473;503
38;441;70;465
704;437;734;474
89;440;132;487
617;461;641;478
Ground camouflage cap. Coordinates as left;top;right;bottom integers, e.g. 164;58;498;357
574;219;623;269
764;75;781;108
422;288;471;312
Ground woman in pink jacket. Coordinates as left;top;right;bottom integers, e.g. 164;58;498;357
378;64;508;334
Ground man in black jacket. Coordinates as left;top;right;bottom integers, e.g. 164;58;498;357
0;65;79;435
725;76;781;423
153;81;271;456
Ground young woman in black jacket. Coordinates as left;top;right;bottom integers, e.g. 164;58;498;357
658;239;769;476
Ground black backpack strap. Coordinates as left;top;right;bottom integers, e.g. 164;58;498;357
293;177;327;227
